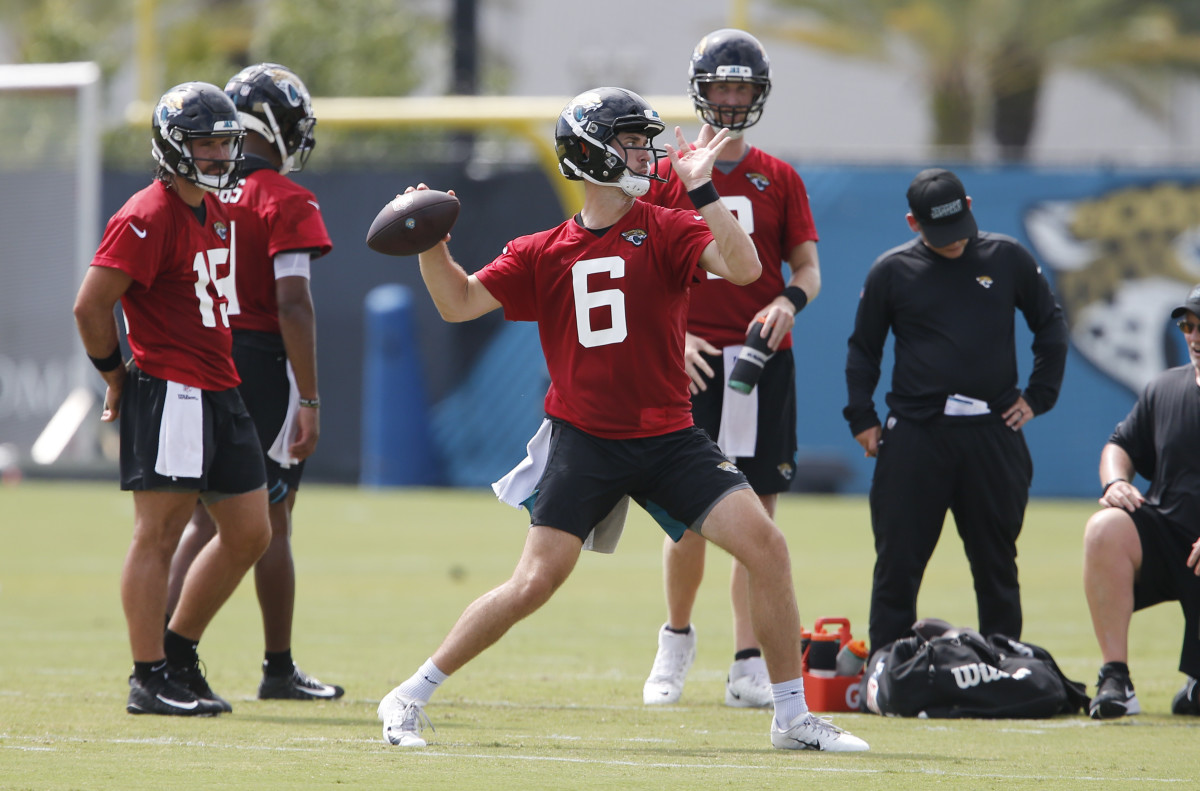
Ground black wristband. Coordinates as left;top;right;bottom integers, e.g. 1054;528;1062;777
88;348;123;373
1102;478;1127;496
298;397;320;409
780;286;809;314
687;181;720;210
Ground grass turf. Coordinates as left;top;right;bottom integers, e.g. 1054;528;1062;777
0;481;1196;789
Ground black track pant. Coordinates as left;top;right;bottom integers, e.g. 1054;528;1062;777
867;415;1033;650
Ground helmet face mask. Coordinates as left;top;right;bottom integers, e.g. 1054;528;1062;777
225;63;316;173
555;87;667;197
152;82;245;192
688;29;772;132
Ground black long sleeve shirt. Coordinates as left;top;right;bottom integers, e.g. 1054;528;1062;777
844;232;1068;436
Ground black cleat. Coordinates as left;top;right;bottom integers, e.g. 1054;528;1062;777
1171;676;1200;715
126;672;223;716
258;664;345;701
1089;664;1141;720
169;660;233;713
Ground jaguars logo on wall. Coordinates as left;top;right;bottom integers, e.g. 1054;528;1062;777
1024;181;1200;394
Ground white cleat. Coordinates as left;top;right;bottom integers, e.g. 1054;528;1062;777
642;624;697;705
725;656;772;708
771;712;869;752
377;685;407;722
378;688;433;747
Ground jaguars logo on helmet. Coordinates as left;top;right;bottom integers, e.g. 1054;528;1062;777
225;63;317;173
151;82;245;192
555;87;667;198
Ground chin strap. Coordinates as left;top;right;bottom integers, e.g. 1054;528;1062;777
616;172;650;197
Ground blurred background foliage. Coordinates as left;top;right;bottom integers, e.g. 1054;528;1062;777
2;0;1200;166
0;0;445;169
768;0;1200;160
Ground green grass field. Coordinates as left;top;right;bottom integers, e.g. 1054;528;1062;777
1;481;1196;789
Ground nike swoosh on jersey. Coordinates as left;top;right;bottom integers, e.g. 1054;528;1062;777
129;223;148;238
307;200;321;210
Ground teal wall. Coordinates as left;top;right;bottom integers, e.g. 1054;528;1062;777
99;164;1200;497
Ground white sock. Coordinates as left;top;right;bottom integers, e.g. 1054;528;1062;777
772;677;809;729
398;658;447;704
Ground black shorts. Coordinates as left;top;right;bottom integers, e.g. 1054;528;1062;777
528;419;751;543
1129;506;1200;676
690;346;797;494
119;364;267;495
233;330;304;501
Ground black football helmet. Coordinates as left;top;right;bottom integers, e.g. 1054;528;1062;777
151;81;244;192
555;87;666;197
225;63;316;173
688;29;772;132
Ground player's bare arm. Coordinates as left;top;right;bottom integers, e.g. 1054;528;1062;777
761;241;822;350
74;265;132;422
664;126;759;285
407;185;500;322
1097;442;1144;512
276;272;320;459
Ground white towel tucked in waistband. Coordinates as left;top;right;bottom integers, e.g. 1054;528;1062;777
267;361;300;468
155;380;203;479
717;345;759;458
492;418;629;553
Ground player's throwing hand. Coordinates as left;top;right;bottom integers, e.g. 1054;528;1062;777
664;124;730;191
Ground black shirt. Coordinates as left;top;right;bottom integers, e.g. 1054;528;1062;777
1111;364;1200;529
844;232;1068;435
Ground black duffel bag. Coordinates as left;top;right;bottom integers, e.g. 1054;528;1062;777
861;624;1089;718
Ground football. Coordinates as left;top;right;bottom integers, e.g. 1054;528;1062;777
365;189;460;256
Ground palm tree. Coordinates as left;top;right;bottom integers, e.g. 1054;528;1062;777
764;0;1200;160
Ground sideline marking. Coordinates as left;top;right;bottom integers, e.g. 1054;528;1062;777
2;734;1193;783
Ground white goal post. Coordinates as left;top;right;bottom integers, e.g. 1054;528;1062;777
0;62;102;469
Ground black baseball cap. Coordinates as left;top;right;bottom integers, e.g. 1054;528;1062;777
907;168;978;247
1170;284;1200;319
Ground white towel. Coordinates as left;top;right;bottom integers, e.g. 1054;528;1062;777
583;496;629;554
154;380;203;479
491;418;553;508
717;345;759;458
492;418;629;554
267;362;300;468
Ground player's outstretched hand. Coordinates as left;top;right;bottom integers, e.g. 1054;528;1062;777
664;124;731;192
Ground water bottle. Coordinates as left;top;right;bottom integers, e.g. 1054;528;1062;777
728;317;773;394
836;639;869;677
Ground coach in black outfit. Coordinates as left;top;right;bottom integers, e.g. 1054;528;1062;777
844;168;1068;653
1083;285;1200;720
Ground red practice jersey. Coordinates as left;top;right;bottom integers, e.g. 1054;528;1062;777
91;180;240;390
646;147;817;349
476;201;713;439
216;166;333;333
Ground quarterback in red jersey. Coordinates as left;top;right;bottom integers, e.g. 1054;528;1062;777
640;28;822;711
73;82;270;716
376;87;867;753
165;64;342;702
